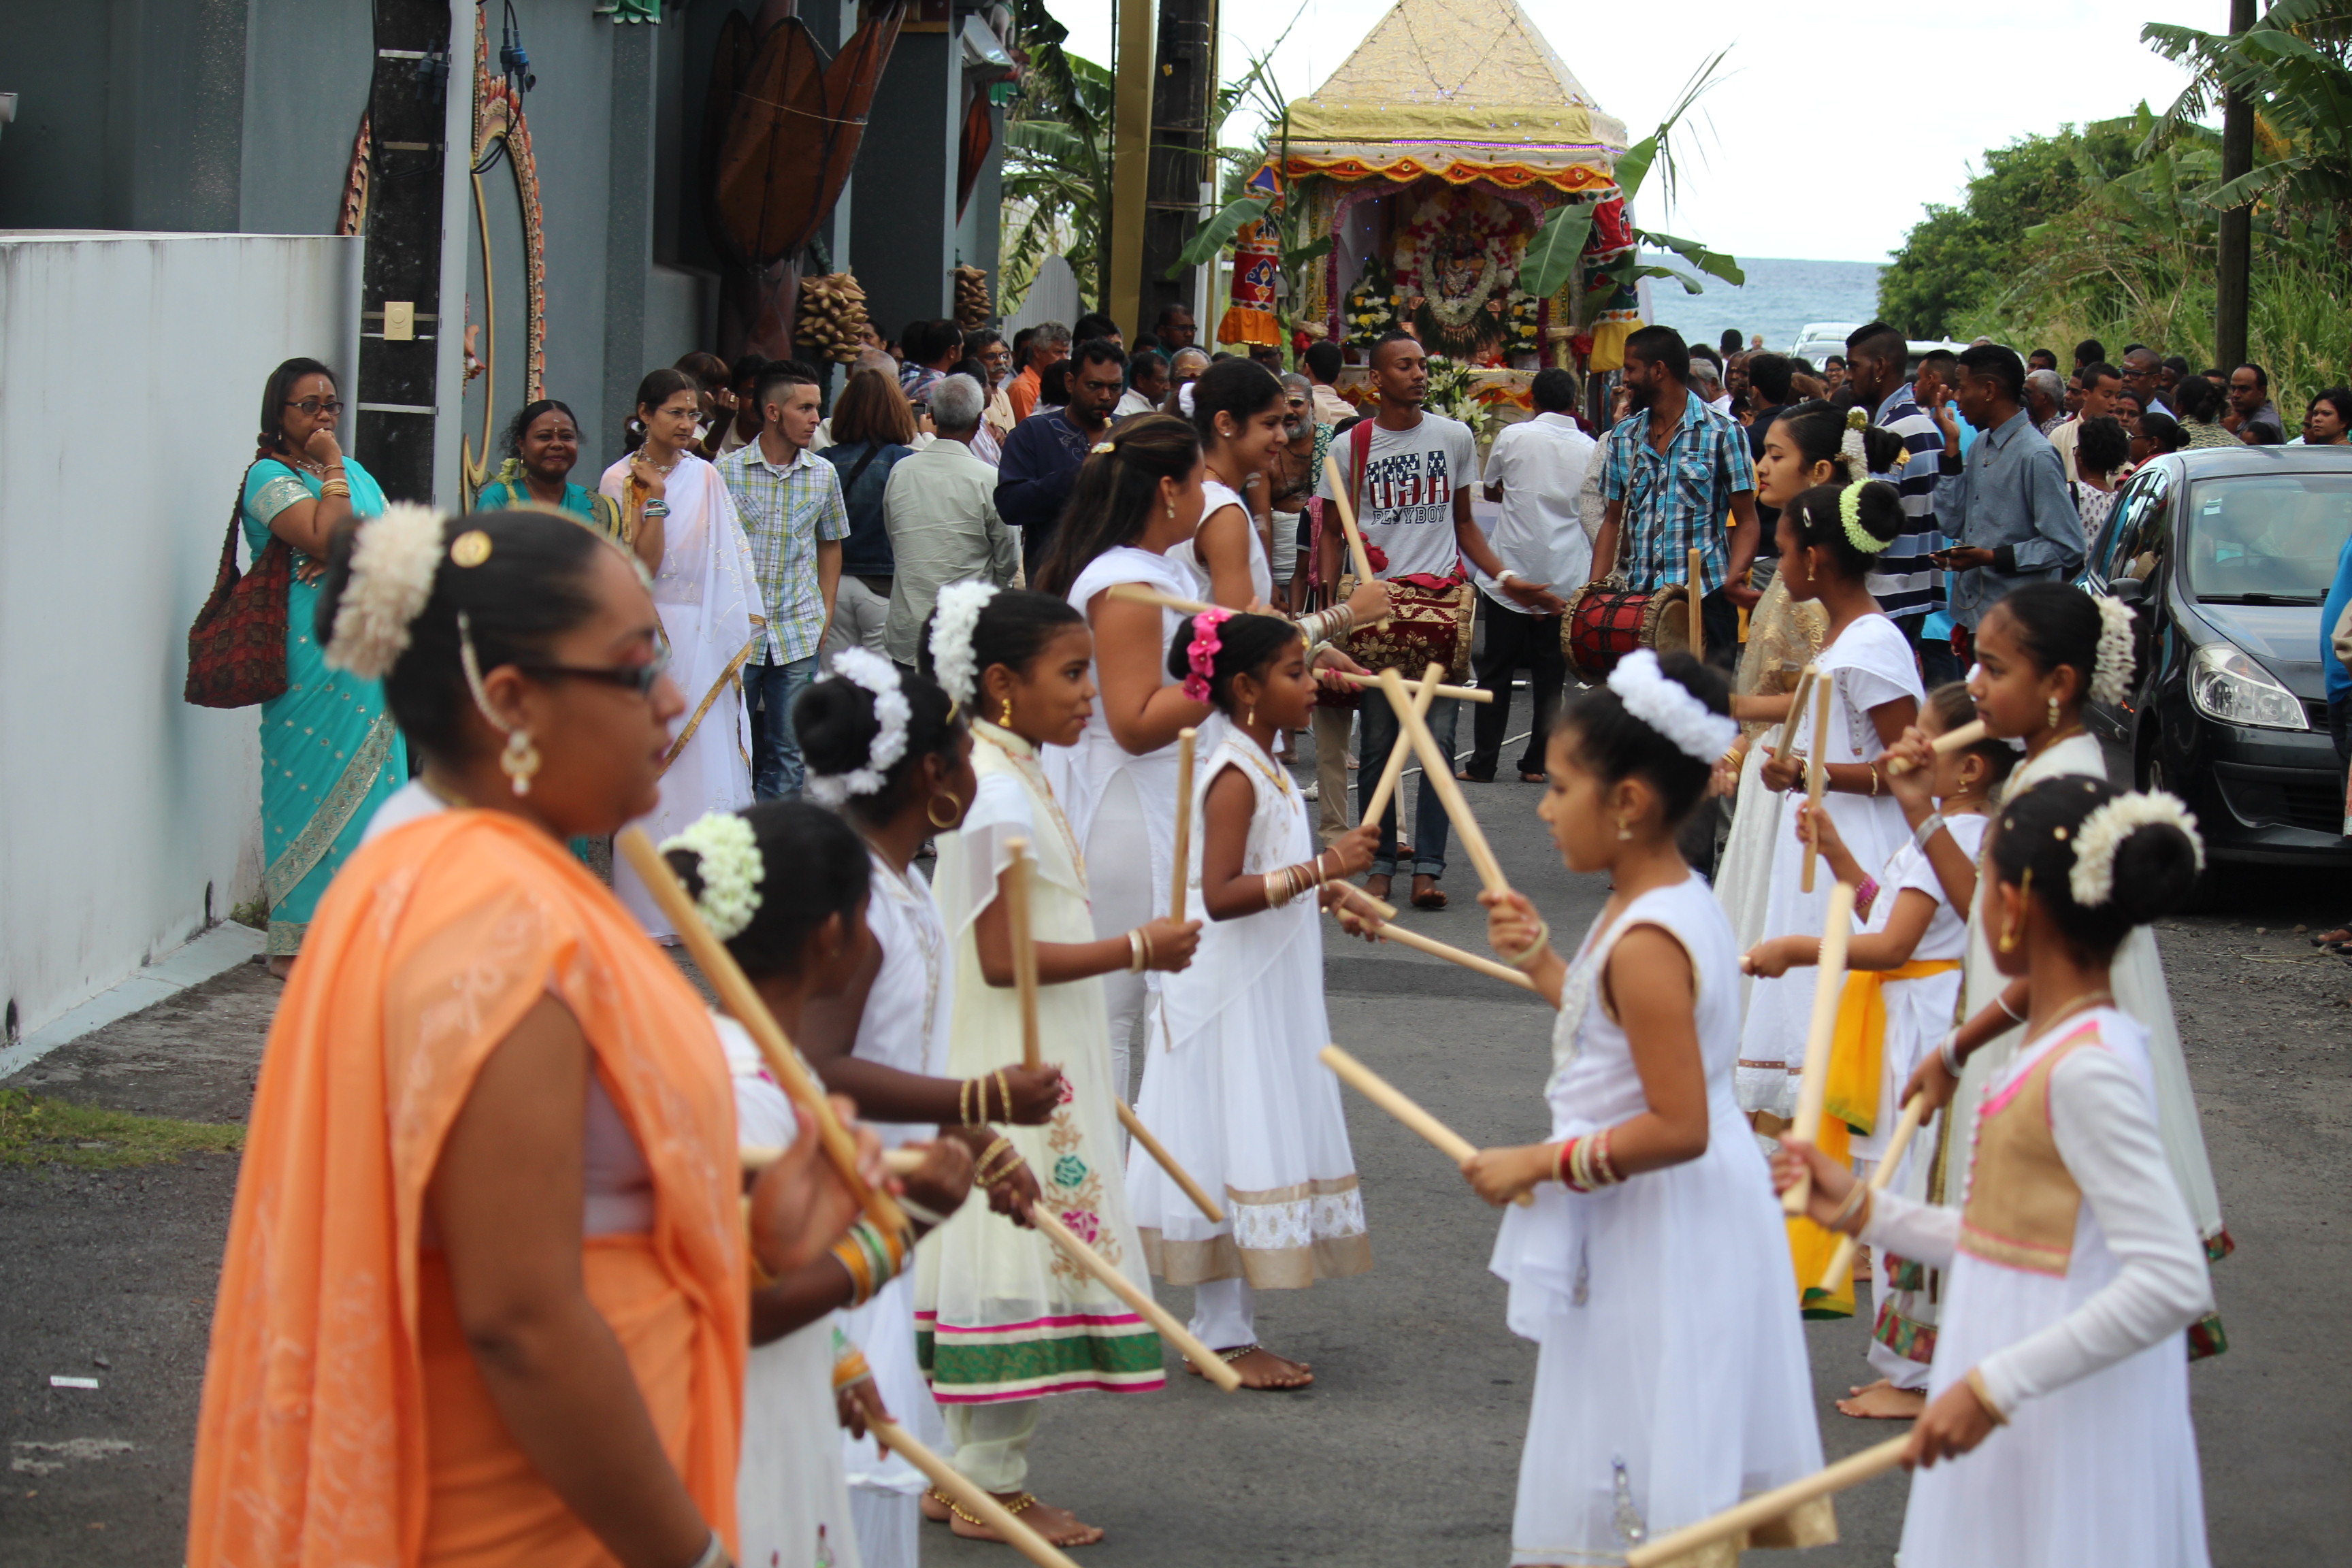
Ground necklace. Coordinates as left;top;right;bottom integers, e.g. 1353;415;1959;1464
975;723;1088;884
2028;989;2113;1042
282;452;327;478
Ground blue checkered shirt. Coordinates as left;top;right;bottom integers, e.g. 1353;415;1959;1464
716;440;852;663
1600;389;1756;595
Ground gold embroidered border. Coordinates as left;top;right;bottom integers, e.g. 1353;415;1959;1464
1957;1222;2073;1277
264;711;397;910
659;630;765;779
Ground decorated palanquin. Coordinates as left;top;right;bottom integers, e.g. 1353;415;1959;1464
1250;0;1638;387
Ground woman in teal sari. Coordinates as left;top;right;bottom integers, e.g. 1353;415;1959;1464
476;399;656;568
242;358;409;973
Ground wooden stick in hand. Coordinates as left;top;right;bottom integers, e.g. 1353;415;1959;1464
1116;1100;1224;1222
1028;1207;1243;1391
1885;717;1987;777
1321;451;1390;629
1320;1045;1532;1206
1622;1435;1909;1567
1377;666;1509;896
1324;893;1537;993
1106;581;1212;617
1362;663;1443;829
1782;880;1857;1216
1774;667;1816;767
617;828;907;1237
1801;675;1831;894
1688;544;1705;662
1816;1092;1927;1294
1169;728;1197;923
743;1145;926;1175
869;1418;1085;1568
1005;838;1043;1071
1329;670;1492;703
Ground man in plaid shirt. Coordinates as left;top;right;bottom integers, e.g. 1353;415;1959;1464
717;361;849;798
1590;325;1761;670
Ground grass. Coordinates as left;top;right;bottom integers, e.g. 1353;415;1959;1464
0;1088;243;1170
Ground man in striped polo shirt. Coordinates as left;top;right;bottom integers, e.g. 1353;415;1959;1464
1844;322;1948;676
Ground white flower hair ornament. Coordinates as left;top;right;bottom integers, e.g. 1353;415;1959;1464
804;647;911;806
2089;592;2136;705
2067;789;2204;909
661;811;765;941
1840;406;1874;481
928;580;1000;708
1606;649;1740;764
1838;483;1893;557
324;502;448;679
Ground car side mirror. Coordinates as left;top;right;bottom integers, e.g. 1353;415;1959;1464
2106;576;2146;605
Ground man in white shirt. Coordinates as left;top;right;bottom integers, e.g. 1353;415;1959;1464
1465;368;1589;781
1303;340;1356;426
881;374;1019;670
2051;361;2121;482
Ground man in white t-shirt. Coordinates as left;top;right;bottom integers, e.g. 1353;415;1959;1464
1468;368;1589;782
1313;331;1556;910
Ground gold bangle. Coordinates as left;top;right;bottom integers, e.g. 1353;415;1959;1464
1506;917;1552;971
1263;871;1286;909
1128;929;1147;972
994;1070;1013;1125
1964;1367;2010;1426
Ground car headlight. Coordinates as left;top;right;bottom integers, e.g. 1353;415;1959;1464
2188;642;2308;731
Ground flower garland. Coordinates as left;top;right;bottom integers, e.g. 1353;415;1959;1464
2089;592;2137;705
325;502;448;680
2068;789;2204;909
1504;288;1542;354
1607;649;1739;764
662;811;766;941
805;648;911;806
928;579;998;708
1342;255;1400;350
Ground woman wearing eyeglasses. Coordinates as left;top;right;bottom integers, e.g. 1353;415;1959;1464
239;357;409;976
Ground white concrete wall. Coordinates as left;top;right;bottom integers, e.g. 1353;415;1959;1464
0;231;362;1043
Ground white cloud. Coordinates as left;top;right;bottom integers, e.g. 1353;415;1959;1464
1041;0;2226;263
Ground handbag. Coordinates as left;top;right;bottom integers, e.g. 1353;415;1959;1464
1335;416;1477;682
184;466;292;708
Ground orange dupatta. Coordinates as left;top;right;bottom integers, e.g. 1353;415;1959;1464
186;811;747;1567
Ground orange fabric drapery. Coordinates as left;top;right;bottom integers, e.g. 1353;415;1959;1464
187;811;747;1567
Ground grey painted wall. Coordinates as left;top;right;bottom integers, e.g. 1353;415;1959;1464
852;29;959;341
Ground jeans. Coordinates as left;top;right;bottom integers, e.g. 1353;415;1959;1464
1894;611;1966;690
1358;686;1458;879
742;651;819;799
1467;602;1565;779
1698;588;1741;674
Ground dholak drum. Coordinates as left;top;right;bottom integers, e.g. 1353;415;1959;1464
1561;583;1690;683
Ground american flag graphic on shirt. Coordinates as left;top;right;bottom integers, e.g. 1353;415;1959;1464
1361;447;1454;527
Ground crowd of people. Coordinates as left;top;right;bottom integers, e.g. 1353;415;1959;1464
190;303;2271;1567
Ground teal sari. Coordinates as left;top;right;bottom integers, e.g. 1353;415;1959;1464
476;461;628;544
242;456;410;955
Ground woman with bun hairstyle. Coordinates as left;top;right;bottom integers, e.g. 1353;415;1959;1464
600;366;764;941
1463;649;1823;1566
1131;612;1382;1388
1739;462;1924;1131
1177;357;1286;607
911;587;1200;1548
1778;777;2215;1568
191;507;878;1568
664;800;976;1568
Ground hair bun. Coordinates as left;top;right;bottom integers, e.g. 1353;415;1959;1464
663;846;707;902
793;676;883;779
2107;820;2202;921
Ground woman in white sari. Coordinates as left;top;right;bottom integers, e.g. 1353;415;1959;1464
602;368;766;936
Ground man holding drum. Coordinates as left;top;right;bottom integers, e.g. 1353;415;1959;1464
1590;325;1762;674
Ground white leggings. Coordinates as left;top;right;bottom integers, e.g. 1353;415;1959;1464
1086;769;1154;1104
941;1397;1039;1493
1190;1276;1257;1350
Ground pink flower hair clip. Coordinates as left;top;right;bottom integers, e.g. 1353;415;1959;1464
1180;608;1233;702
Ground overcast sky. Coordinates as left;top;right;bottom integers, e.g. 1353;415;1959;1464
1043;0;2230;263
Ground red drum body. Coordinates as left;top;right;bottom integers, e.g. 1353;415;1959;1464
1561;585;1690;683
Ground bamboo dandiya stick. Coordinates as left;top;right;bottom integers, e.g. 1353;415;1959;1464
1379;666;1511;896
741;1145;928;1175
1320;1045;1533;1206
1321;452;1388;626
1782;880;1857;1216
617;828;908;1237
1622;1435;1910;1568
1116;1100;1225;1222
869;1418;1085;1568
1362;663;1445;829
1885;717;1988;777
1688;545;1705;662
1169;728;1197;923
1028;1207;1243;1391
1800;675;1832;893
1324;894;1539;993
1330;669;1492;703
1816;1092;1927;1294
1105;581;1213;617
1005;838;1043;1071
1774;666;1817;767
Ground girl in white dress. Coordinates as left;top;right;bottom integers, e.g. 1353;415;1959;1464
915;589;1200;1549
1778;777;2214;1568
1131;612;1382;1388
1740;472;1924;1122
659;802;976;1568
784;645;1067;1565
1743;683;2010;1403
603;368;764;939
1175;359;1286;607
1465;649;1824;1567
1895;583;2228;1348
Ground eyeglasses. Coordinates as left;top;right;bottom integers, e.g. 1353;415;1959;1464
515;644;672;697
284;397;345;416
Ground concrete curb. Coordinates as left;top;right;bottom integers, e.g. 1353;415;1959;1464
0;924;267;1082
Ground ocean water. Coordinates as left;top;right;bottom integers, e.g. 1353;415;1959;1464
1641;255;1885;358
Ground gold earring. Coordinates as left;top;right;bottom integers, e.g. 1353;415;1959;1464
1997;868;2033;952
1246;703;1256;727
1166;500;1176;520
1616;813;1634;841
502;729;542;797
928;789;963;830
2047;695;2060;729
999;695;1013;726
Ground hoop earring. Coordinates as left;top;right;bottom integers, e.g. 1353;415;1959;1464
1997;868;2033;953
999;695;1013;727
2047;695;2061;730
502;729;542;797
927;789;964;830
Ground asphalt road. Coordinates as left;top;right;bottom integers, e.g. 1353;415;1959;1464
4;728;2349;1565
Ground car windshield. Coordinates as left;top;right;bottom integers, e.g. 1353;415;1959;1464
2182;474;2352;604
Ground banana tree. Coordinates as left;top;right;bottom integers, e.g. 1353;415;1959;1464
2143;0;2352;216
1000;0;1112;312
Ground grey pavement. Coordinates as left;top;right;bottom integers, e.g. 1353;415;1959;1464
4;745;2350;1563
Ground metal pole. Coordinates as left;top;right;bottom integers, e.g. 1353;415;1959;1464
2214;0;2257;372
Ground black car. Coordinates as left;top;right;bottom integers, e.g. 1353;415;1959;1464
2080;444;2352;870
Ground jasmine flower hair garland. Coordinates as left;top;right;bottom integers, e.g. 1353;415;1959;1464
2089;592;2136;705
928;580;999;708
324;502;448;679
805;647;910;806
661;811;765;941
2067;789;2203;908
1606;649;1739;764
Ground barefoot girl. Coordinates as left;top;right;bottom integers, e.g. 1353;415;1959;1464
1742;683;2009;1400
1778;777;2215;1567
1131;612;1382;1389
913;587;1201;1548
1465;649;1823;1566
1740;468;1923;1122
664;802;976;1568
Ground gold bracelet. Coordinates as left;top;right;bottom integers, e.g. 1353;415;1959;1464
1506;917;1553;971
1128;929;1148;972
1139;926;1156;966
975;1135;1017;1186
1264;871;1286;909
318;478;351;500
992;1069;1012;1124
1963;1367;2010;1426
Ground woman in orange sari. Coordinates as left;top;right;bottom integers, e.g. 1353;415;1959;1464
188;504;870;1568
